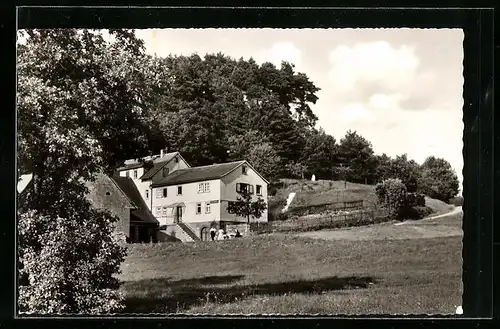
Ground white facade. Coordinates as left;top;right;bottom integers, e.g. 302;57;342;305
117;153;268;229
220;163;268;223
151;179;222;227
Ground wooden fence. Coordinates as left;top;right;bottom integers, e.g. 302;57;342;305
287;199;364;217
250;208;390;234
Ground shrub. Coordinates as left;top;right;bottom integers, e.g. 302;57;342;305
449;196;464;206
376;179;427;220
406;192;426;207
406;206;433;219
275;212;289;221
375;179;408;219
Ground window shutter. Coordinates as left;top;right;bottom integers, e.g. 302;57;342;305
236;183;241;192
249;185;254;194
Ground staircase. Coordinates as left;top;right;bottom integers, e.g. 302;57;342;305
176;221;200;242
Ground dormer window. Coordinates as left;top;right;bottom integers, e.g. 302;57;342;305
162;167;169;177
242;165;247;175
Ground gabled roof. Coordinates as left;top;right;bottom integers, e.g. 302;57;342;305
151;161;247;187
111;175;159;225
85;173;134;211
139;152;181;181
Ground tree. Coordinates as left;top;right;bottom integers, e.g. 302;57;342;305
300;128;338;179
226;190;267;224
150;55;320;170
285;161;308;180
419;156;460;202
17;29;154;314
337;130;378;184
375;154;422;192
227;130;282;183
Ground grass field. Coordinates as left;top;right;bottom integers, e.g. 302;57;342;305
118;211;463;315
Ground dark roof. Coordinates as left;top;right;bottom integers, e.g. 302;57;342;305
140;152;179;181
111;175;159;225
116;152;178;172
117;162;144;171
151;161;246;187
85;173;134;211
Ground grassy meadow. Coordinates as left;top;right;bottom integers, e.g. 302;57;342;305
118;212;463;315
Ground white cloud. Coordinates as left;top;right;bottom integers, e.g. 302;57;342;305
254;42;302;68
328;41;420;95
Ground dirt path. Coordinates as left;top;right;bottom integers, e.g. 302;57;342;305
297;207;463;242
394;206;462;226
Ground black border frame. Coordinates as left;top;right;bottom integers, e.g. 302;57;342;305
1;3;497;329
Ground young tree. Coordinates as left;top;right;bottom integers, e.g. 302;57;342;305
419;156;460;202
226;190;267;224
17;29;154;314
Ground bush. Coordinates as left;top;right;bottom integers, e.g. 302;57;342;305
376;179;408;219
376;179;427;220
404;205;433;220
275;212;289;221
406;192;426;207
449;196;464;206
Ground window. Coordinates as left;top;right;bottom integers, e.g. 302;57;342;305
125;171;130;177
205;202;211;214
242;165;247;174
196;203;202;214
162;188;167;198
198;182;210;193
256;185;262;196
156;189;163;198
175;157;179;163
162;167;169;177
133;170;138;179
236;183;251;194
162;206;168;216
156;206;161;216
145;190;149;199
177;186;182;195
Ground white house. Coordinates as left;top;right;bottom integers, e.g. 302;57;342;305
115;149;269;242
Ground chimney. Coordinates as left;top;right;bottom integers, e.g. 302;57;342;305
160;149;164;158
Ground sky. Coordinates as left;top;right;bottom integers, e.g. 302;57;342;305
134;28;464;193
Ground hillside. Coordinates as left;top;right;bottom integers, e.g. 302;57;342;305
269;179;454;219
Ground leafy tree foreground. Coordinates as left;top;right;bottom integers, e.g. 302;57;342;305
17;29;157;314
